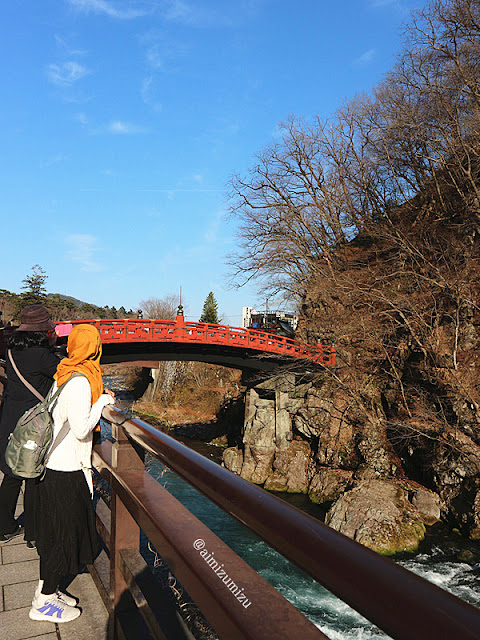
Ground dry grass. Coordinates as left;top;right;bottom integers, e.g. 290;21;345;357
114;362;243;426
133;399;219;426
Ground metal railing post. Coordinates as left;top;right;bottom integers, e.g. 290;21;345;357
109;423;144;637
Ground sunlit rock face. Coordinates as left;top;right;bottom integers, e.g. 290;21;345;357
308;467;354;505
325;480;426;555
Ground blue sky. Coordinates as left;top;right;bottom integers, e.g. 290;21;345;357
1;0;425;324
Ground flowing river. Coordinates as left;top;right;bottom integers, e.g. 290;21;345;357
103;375;480;639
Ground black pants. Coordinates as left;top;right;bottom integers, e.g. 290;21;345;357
40;556;61;595
0;473;36;539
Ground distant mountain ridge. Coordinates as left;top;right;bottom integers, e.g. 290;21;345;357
47;293;89;308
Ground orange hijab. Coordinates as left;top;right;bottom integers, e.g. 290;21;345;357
54;324;104;405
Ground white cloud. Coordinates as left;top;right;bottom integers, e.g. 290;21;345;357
74;112;89;125
353;48;375;67
64;234;104;272
146;44;166;70
135;187;220;194
47;61;90;86
368;0;409;12
160;0;235;28
107;120;148;134
54;35;86;57
139;30;190;73
67;0;149;19
160;210;232;270
163;0;191;22
39;154;67;169
141;76;163;111
203;209;223;244
159;0;268;28
195;118;241;150
69;0;264;27
74;115;148;135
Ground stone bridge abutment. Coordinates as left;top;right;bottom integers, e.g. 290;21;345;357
223;371;322;495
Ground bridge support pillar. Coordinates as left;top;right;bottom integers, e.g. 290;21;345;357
244;387;259;424
233;374;296;484
142;366;161;401
275;389;291;450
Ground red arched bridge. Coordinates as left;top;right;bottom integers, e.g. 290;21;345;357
52;314;335;371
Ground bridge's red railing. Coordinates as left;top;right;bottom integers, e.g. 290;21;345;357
55;317;336;366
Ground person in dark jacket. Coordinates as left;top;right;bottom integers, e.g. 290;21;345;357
0;305;60;543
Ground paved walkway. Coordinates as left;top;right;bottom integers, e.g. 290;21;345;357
0;477;109;640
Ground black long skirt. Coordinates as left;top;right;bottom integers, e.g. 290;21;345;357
35;468;99;578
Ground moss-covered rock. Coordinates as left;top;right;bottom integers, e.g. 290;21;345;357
325;479;426;555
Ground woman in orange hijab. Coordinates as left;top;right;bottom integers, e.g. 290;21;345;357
55;323;105;404
30;324;115;625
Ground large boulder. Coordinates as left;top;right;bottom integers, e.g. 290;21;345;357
221;443;276;484
410;486;441;526
325;480;426;555
308;467;354;504
236;393;277;483
222;447;243;475
239;444;276;484
264;440;311;493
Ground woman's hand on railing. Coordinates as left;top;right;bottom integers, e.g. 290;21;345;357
104;388;116;403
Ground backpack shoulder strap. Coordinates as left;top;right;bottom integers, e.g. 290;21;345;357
46;372;87;410
7;350;44;402
44;372;89;465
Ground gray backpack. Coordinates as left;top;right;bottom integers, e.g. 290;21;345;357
5;350;83;479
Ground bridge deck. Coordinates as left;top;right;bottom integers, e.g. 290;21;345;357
0;472;109;640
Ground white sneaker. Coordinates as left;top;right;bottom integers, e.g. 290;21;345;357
33;581;78;607
55;589;78;607
29;593;80;623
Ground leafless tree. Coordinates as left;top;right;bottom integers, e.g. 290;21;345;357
227;0;480;461
139;294;179;320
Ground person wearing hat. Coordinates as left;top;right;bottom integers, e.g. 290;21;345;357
0;304;60;544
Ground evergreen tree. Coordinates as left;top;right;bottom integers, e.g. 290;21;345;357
199;292;219;324
20;264;48;308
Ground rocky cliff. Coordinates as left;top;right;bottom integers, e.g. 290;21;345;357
224;205;480;555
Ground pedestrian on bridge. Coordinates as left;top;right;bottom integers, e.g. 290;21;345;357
0;305;59;545
29;323;115;624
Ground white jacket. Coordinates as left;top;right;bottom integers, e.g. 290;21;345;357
47;375;114;493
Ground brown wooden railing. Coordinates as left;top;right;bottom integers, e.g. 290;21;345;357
93;407;327;640
94;406;480;640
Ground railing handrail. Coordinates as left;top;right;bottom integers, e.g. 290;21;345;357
101;405;480;640
94;416;328;640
